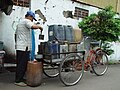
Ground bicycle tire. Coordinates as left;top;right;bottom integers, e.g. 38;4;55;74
92;49;108;76
59;53;84;86
43;63;59;78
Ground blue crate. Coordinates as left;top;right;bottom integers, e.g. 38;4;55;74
48;25;65;41
64;25;74;42
44;42;60;59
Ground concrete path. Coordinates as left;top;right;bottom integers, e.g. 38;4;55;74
0;65;120;90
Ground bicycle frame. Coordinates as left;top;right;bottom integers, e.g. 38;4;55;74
80;36;101;71
84;49;96;71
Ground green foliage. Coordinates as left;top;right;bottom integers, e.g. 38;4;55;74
78;6;120;42
78;6;120;55
102;42;114;55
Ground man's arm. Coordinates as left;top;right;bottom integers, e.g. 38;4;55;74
31;25;43;31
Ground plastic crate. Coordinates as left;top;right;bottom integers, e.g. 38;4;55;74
44;42;60;59
48;25;65;41
64;25;74;42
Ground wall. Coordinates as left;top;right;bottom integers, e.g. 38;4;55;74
0;0;120;61
117;0;120;13
0;6;29;56
74;0;120;13
109;42;120;61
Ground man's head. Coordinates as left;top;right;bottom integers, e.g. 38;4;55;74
25;11;37;21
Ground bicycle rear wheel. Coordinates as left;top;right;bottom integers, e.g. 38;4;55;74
92;50;108;76
59;53;84;86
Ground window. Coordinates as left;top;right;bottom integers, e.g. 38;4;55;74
74;7;89;19
13;0;30;7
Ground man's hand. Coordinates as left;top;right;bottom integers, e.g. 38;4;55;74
39;26;43;31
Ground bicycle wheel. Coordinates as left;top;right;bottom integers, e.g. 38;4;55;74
43;63;59;78
92;50;108;76
59;53;84;86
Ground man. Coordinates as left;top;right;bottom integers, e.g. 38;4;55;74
14;10;43;86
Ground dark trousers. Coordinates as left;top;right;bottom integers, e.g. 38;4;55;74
15;50;30;83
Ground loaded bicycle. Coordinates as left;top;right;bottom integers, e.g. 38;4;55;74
36;35;108;86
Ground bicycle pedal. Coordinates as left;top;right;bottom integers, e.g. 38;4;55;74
64;69;70;72
90;70;94;74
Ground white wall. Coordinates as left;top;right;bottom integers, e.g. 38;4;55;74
0;0;120;61
109;42;120;61
0;6;29;55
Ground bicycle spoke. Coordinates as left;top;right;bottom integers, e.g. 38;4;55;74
59;54;84;86
92;50;108;76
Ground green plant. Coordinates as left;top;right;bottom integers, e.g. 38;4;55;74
102;42;114;55
78;6;120;55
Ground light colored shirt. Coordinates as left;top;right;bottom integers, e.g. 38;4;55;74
15;18;34;51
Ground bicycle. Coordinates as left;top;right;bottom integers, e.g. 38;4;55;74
59;36;108;86
36;36;108;86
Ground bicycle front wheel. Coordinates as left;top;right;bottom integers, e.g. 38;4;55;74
59;53;84;86
92;50;108;76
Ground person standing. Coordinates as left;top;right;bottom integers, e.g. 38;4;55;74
14;11;43;86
